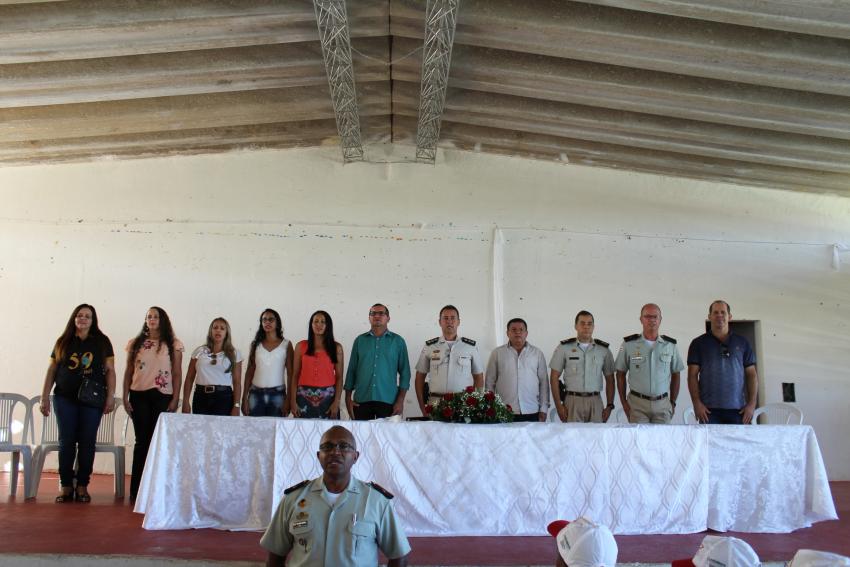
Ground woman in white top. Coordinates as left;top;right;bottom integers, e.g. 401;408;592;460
242;308;294;417
181;317;243;416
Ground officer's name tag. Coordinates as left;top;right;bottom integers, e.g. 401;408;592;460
568;356;580;360
430;350;441;360
630;356;645;363
292;520;308;529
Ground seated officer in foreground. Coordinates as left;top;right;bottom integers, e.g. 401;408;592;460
261;425;410;567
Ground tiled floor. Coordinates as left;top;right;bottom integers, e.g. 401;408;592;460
1;473;846;565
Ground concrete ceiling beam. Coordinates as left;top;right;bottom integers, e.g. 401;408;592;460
0;0;389;63
0;82;390;143
390;38;850;141
0;38;390;108
392;0;850;96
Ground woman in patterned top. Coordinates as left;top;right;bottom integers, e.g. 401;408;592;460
122;306;183;503
289;310;344;419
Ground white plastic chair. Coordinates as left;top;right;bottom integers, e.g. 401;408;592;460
751;402;803;425
30;395;126;498
0;393;35;498
609;407;629;424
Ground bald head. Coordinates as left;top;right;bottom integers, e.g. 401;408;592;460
320;425;357;450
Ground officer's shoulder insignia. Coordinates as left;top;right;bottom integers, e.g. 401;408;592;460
368;482;394;499
661;334;677;344
425;337;439;346
623;333;640;342
560;338;577;345
594;338;610;348
284;480;310;495
461;337;476;346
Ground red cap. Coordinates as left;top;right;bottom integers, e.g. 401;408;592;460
671;560;696;567
547;520;570;537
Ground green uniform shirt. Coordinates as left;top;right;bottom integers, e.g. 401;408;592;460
549;339;614;392
260;476;410;567
614;334;684;396
344;330;411;404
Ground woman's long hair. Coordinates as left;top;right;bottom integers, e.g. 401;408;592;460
206;317;237;372
306;310;337;364
128;306;176;367
53;303;108;363
248;308;283;369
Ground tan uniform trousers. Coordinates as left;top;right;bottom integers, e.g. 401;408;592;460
628;393;673;424
565;393;603;423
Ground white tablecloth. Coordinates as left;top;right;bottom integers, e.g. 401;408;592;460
136;414;837;535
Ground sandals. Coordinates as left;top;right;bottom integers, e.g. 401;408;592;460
75;489;91;503
55;489;74;503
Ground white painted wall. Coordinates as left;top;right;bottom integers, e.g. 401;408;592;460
1;146;848;479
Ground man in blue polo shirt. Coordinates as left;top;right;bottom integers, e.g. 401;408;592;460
687;300;758;424
344;303;411;420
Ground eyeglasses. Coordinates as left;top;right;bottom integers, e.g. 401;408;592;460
210;352;218;365
261;316;276;323
319;442;356;453
369;311;387;317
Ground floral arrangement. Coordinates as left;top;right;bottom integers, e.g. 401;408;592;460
425;386;514;424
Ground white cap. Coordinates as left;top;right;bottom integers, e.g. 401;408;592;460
788;549;850;567
547;517;618;567
671;535;760;567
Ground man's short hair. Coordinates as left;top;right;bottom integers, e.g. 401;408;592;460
440;305;459;318
371;303;389;316
708;300;731;316
506;317;527;331
574;310;594;325
641;303;662;317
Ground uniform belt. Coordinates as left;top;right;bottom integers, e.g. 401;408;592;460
630;390;668;402
196;385;232;394
565;390;599;398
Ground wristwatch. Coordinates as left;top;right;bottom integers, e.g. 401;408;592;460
233;402;241;408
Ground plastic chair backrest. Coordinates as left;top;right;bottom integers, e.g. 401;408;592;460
683;406;698;424
1;393;32;445
751;402;803;425
95;398;121;446
31;395;61;444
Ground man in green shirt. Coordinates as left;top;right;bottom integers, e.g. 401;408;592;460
344;303;411;420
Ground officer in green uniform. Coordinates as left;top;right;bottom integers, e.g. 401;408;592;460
549;310;616;423
614;303;684;424
261;425;410;567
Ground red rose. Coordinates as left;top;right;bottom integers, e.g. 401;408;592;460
465;396;478;406
486;408;496;417
465;386;475;393
484;391;496;401
442;407;453;418
506;405;513;413
443;393;454;401
424;404;433;415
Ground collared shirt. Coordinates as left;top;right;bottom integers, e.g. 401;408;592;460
415;337;483;394
485;342;549;414
687;332;755;409
260;476;410;567
614;335;684;396
549;339;614;392
344;330;410;404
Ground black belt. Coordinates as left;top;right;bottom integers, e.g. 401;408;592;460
196;385;232;394
429;392;448;398
630;390;668;401
565;390;599;398
251;385;284;393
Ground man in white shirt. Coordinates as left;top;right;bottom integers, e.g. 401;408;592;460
485;318;549;422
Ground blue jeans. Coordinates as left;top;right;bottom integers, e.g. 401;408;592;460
707;407;744;424
53;393;103;487
248;385;285;417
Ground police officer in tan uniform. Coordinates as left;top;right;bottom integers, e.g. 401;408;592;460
414;305;484;415
549;310;615;423
261;425;410;567
615;303;684;424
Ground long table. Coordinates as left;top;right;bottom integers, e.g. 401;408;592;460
135;414;837;535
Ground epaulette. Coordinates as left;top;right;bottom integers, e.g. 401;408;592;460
283;480;310;495
560;338;577;344
461;337;476;346
368;482;394;499
623;333;640;342
425;337;439;346
661;334;677;344
594;338;610;348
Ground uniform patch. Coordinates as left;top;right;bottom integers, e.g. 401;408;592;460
369;482;395;499
561;338;577;344
425;337;439;346
284;480;310;495
623;333;640;342
594;338;610;348
292;520;308;529
461;337;476;346
661;334;677;344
